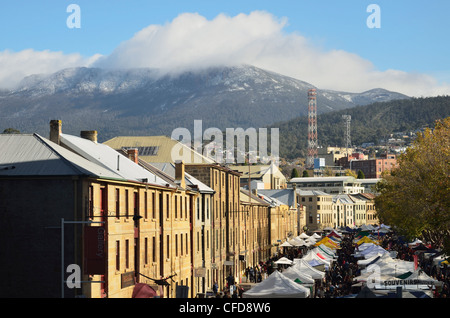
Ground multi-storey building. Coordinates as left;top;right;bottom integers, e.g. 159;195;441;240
181;163;241;292
0;130;185;298
351;193;378;226
239;189;271;271
257;189;303;257
150;161;215;297
297;190;334;231
343;154;398;179
231;163;287;189
289;176;365;194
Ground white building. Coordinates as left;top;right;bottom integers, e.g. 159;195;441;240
288;176;365;195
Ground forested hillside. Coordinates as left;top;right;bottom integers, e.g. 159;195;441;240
272;96;450;159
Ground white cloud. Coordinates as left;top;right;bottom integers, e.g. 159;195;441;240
1;11;449;97
93;11;450;97
0;49;101;89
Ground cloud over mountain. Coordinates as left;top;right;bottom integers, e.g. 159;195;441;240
1;11;449;97
0;49;101;89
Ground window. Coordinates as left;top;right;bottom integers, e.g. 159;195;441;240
125;189;129;218
134;192;139;219
88;186;94;219
166;235;170;259
115;188;120;219
175;234;178;257
144;238;148;265
197;197;200;220
116;241;120;271
125;239;129;268
144;192;148;219
152;192;156;219
152;237;156;263
175;195;178;219
166;194;170;219
181;234;183;256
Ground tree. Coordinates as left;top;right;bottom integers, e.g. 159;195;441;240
2;128;20;134
375;117;450;253
302;170;309;177
345;169;357;178
357;170;365;179
290;168;299;178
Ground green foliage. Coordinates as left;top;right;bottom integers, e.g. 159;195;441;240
357;170;365;179
375;117;450;249
2;128;20;134
290;168;299;178
302;170;309;177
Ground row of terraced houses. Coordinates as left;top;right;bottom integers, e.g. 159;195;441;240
0;120;379;298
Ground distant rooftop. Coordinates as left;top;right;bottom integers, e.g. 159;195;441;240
103;135;215;164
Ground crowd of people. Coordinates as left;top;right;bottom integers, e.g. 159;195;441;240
213;229;450;298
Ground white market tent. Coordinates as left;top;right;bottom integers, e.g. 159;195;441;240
357;253;389;267
275;257;293;265
280;241;293;247
281;266;315;285
242;270;311;298
289;238;306;247
355;258;416;283
354;244;389;259
373;270;441;291
302;250;331;267
299;233;310;239
292;259;325;280
316;244;337;257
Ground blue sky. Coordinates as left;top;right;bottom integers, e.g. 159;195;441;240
1;0;449;95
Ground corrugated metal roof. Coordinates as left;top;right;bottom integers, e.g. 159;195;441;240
240;188;270;206
258;189;296;208
332;194;354;204
231;165;271;178
0;134;125;179
103;136;215;164
290;176;358;183
60;133;168;186
151;162;214;194
296;189;330;196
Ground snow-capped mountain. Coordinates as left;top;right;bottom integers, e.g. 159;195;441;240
0;65;409;141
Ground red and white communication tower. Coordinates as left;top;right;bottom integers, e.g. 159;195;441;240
306;89;318;168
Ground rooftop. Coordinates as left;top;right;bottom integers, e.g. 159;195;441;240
103;135;215;164
258;189;296;208
151;162;214;194
289;176;358;183
0;134;124;180
61;133;169;186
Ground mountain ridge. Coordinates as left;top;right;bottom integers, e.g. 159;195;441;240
0;65;410;141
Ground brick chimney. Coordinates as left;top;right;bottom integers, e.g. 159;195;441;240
127;148;139;164
175;160;186;189
49;120;62;145
80;130;98;143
